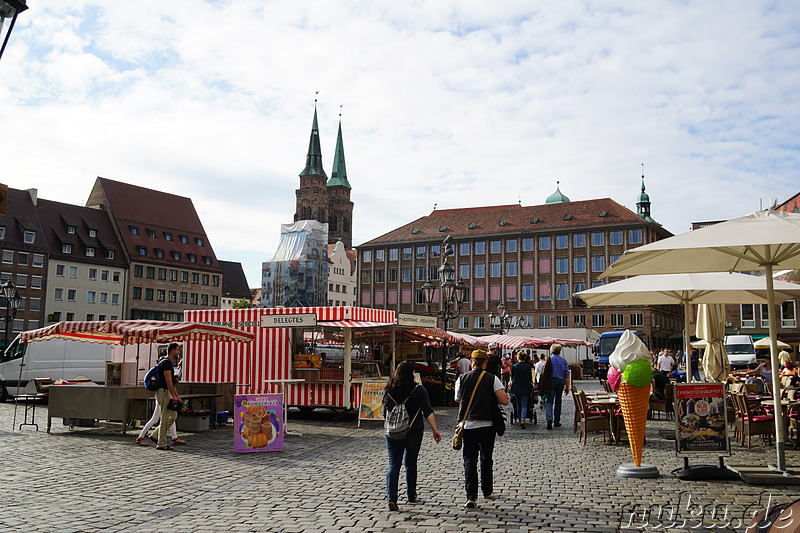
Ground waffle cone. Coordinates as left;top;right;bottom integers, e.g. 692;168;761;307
618;381;650;467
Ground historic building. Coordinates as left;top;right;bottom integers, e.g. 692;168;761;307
219;260;251;308
357;179;682;348
327;239;357;307
86;177;223;320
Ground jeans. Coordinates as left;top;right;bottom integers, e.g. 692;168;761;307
545;378;565;424
513;393;528;423
462;426;496;500
385;432;423;503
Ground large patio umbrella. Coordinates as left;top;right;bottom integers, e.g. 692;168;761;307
599;209;800;471
753;337;790;349
695;304;728;382
575;272;800;382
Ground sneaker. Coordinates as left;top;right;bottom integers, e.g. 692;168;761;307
388;502;399;512
484;493;494;500
465;500;476;508
547;420;552;430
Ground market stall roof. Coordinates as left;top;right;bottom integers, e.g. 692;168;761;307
317;320;396;328
19;320;256;344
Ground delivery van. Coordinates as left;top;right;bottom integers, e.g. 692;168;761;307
0;336;113;400
724;334;757;369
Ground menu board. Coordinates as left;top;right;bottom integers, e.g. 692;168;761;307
358;381;386;421
234;394;284;453
674;383;729;455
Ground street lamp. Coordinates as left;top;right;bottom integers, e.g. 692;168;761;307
0;0;28;61
2;280;21;349
422;235;468;404
488;303;513;335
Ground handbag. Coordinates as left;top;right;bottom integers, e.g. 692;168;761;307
452;371;486;450
493;403;506;436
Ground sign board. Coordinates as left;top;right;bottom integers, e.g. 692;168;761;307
674;383;729;455
358;380;386;421
397;313;438;328
234;394;284;453
260;313;317;328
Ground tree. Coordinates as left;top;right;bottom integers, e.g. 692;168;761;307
231;297;254;309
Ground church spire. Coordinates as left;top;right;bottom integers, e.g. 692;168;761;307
300;105;328;178
636;165;654;222
328;114;351;189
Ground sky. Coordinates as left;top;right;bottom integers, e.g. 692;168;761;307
1;1;799;288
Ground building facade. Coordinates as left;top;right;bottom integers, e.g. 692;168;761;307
357;182;681;348
219;260;251;308
327;240;357;307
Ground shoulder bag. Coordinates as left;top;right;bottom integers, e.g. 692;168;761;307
452;371;486;450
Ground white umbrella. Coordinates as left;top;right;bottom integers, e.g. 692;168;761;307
600;209;800;471
695;304;728;382
754;337;790;349
575;272;800;382
691;340;708;348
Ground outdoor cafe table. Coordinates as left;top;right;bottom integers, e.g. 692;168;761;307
586;394;619;445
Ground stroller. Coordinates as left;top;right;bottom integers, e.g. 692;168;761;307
509;386;539;425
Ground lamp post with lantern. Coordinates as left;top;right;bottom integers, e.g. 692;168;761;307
2;280;21;350
0;0;28;61
421;235;468;404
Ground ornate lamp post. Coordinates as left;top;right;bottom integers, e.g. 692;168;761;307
488;303;513;335
0;0;28;61
2;280;21;349
422;236;468;404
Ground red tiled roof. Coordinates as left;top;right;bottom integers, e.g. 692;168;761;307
360;198;666;246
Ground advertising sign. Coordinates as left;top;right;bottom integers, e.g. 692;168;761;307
260;313;317;328
674;383;729;455
358;381;386;421
397;313;438;328
234;394;284;453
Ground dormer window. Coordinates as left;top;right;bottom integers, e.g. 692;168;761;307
0;227;5;240
203;256;212;265
137;246;147;256
23;231;35;244
147;229;156;238
195;237;204;246
188;254;197;264
88;229;97;238
62;244;73;254
172;251;181;261
180;235;188;244
67;226;76;234
164;233;172;241
155;248;165;259
130;226;139;235
105;250;115;260
86;247;95;257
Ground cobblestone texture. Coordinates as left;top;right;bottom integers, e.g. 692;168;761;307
1;381;798;532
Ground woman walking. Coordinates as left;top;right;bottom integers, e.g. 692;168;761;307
383;361;441;512
510;352;533;428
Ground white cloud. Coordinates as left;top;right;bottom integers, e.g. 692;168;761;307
1;1;799;287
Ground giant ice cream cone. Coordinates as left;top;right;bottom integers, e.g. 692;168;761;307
618;381;650;467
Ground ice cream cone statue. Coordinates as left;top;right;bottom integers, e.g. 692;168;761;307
608;330;655;473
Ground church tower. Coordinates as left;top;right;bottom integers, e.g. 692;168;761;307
295;107;330;226
327;117;353;248
636;174;653;221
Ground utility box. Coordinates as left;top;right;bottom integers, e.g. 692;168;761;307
176;412;210;432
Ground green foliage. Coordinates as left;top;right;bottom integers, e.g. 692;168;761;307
231;297;254;309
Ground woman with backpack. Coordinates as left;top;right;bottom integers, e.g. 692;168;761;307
383;360;441;512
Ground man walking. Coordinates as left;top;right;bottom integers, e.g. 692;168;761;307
485;342;503;377
153;343;182;450
657;349;675;376
456;352;472;375
455;349;509;509
543;344;570;430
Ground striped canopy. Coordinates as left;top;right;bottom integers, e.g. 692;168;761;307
19;320;255;345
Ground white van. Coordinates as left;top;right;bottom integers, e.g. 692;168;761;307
724;334;757;369
0;336;113;400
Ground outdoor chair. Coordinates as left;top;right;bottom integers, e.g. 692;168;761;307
731;391;775;448
600;379;612;393
788;404;799;447
576;391;610;444
571;390;581;432
648;382;675;420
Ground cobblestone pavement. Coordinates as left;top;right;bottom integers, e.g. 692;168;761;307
1;381;799;533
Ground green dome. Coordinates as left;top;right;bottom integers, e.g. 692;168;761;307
637;178;650;203
545;182;570;204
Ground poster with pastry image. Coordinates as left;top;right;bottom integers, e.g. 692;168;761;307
359;381;388;421
234;394;284;453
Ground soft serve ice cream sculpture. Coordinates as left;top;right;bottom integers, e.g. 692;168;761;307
609;330;653;467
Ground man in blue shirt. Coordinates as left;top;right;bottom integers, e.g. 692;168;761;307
544;343;571;430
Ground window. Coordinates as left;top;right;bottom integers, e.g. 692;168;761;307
402;248;412;260
539;236;551;250
457;316;469;329
112;293;120;305
211;295;219;307
180;235;189;244
556;315;569;328
373;249;384;261
23;231;35;244
417;245;427;258
521;238;533;252
65;313;74;321
180;292;188;304
137;246;147;256
374;270;384;283
591;256;605;272
490;284;501;301
592;314;605;328
611;313;624;327
490;262;501;277
88;229;97;238
431;245;440;258
86;247;96;257
69;266;78;278
200;294;208;306
2;250;12;264
591;232;604;246
474;263;485;278
56;264;65;276
610;231;623;245
416;267;426;282
506;239;517;253
555;235;568;249
168;291;177;303
88;268;97;280
630;312;644;327
362;250;372;263
130;226;139;235
401;268;411;282
113;271;120;282
573;256;586;273
87;291;96;303
181;271;189;283
629;229;643;244
556;258;569;274
145;288;154;301
54;288;63;300
101;270;109;281
506;261;517;276
132;287;142;299
17;252;28;265
0;227;4;240
29;276;41;290
172;251;181;261
157;290;166;302
573;234;586;248
474;241;486;254
459;242;470;256
162;232;172;241
61;244;73;254
15;273;26;288
29;298;41;312
781;301;796;328
538;258;550;274
414;289;425;305
188;254;197;264
556;283;569;300
488;240;500;254
154;248;165;259
574;314;587;327
574;282;586;294
201;273;210;285
361;270;371;284
105;250;115;260
522;285;535;301
609;254;621;265
32;254;44;267
760;304;770;328
539;282;551;300
68;289;77;301
99;292;108;304
592;280;603;288
538;315;551;328
212;275;219;286
146;266;155;279
389;248;398;261
473;316;485;329
195;237;204;246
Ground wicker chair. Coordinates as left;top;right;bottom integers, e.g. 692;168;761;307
576;391;610;444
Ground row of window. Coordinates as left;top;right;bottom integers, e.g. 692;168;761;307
48;312;119;323
55;264;122;282
328;283;355;294
741;302;797;328
361;230;644;263
9;319;40;333
0;296;42;312
130;226;205;247
132;265;220;286
0;228;36;244
2;251;45;267
1;273;43;290
60;243;116;259
135;246;213;266
53;288;121;305
442;312;646;331
130;287;219;307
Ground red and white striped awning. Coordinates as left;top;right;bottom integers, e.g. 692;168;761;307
317;320;396;329
19;320;255;344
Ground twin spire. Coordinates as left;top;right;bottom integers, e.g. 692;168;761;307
299;104;351;189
